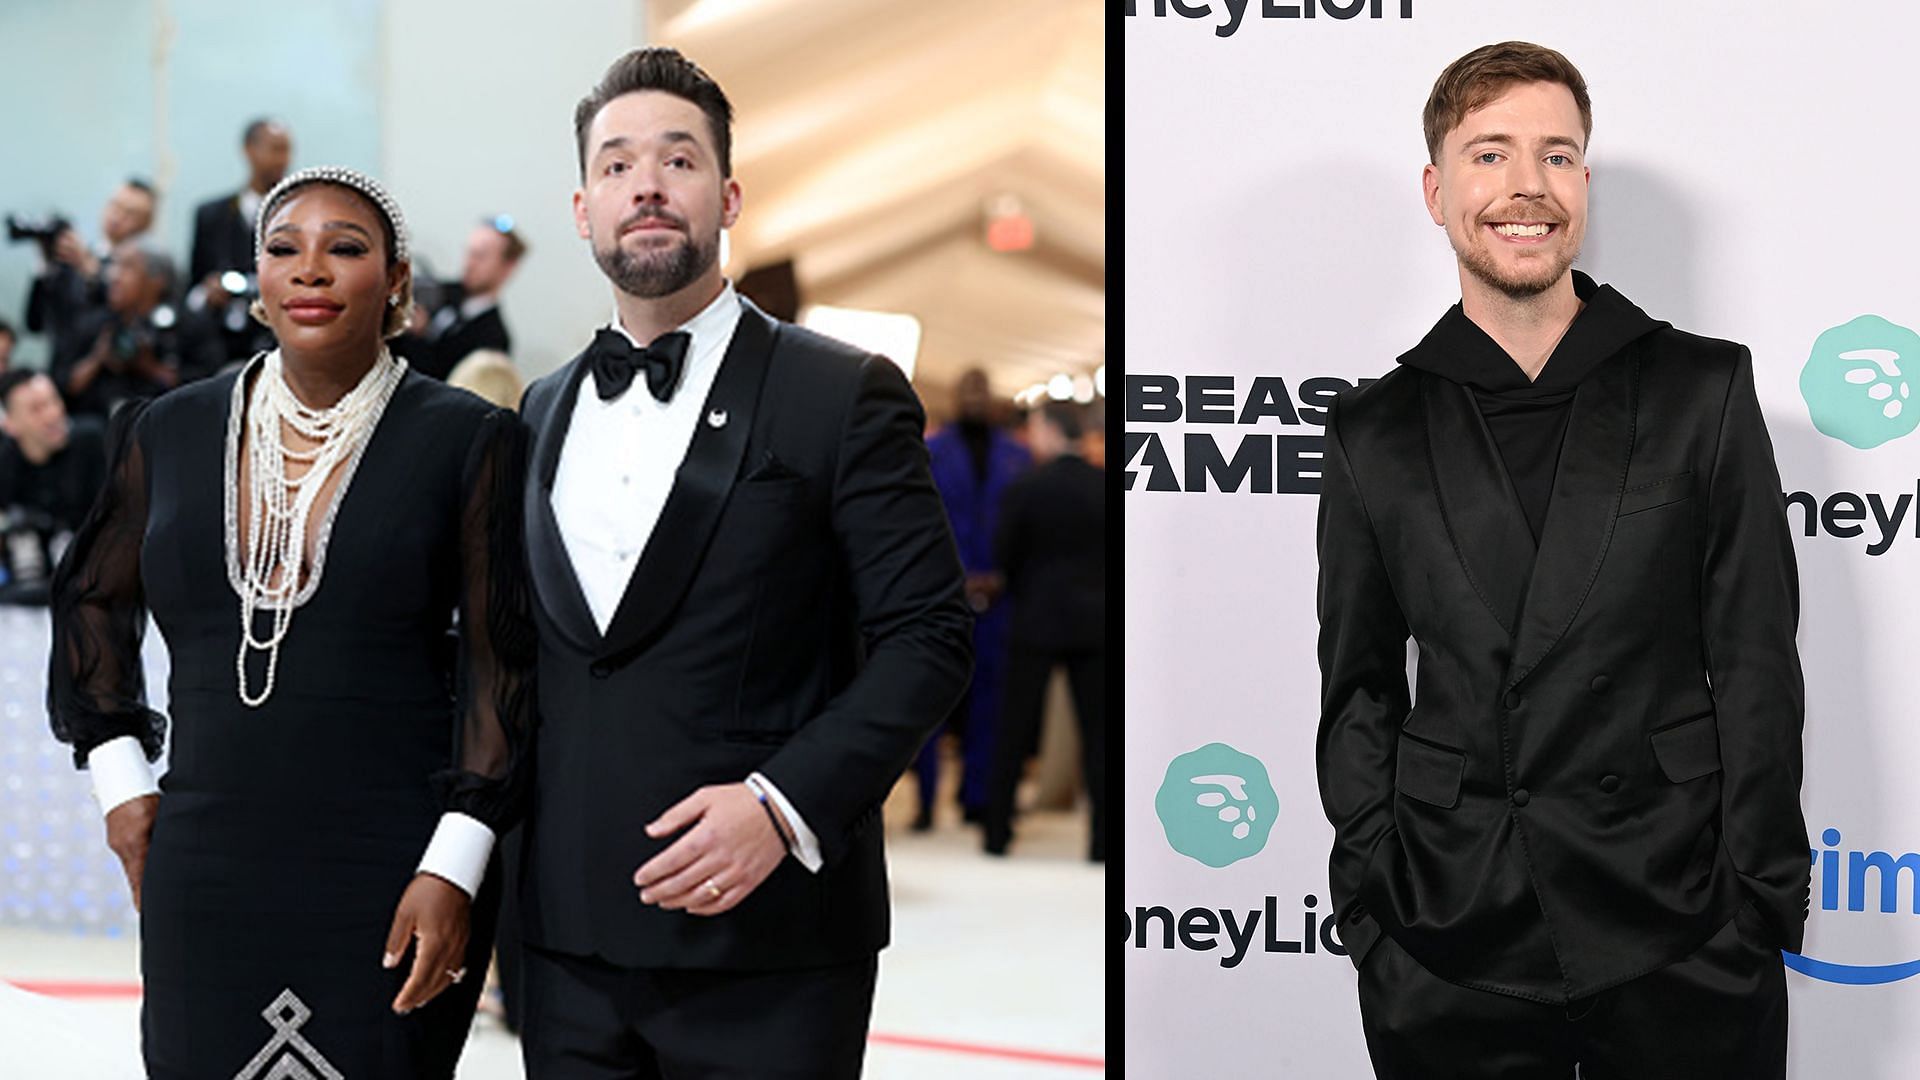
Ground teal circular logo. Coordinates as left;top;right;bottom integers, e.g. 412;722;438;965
1155;743;1280;868
1802;315;1920;449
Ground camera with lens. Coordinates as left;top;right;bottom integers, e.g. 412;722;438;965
187;269;263;334
0;505;65;606
105;304;184;371
4;212;74;260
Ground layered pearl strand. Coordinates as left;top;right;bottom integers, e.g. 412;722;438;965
226;349;407;707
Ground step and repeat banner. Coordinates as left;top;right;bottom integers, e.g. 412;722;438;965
1125;2;1920;1074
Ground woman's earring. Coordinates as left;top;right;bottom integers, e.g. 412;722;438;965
388;294;401;307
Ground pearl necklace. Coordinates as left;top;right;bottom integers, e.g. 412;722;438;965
224;349;407;707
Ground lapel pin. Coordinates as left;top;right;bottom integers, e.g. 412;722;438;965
707;409;729;429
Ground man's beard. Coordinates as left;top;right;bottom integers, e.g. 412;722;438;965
1454;221;1579;300
594;210;718;299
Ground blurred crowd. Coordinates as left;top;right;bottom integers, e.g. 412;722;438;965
913;371;1106;864
0;117;531;601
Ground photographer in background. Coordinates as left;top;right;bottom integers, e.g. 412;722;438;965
15;178;157;362
395;214;525;379
0;369;104;605
186;117;292;363
983;401;1105;862
53;241;221;419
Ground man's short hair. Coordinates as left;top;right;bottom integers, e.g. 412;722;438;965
242;117;283;147
0;369;43;411
126;176;156;199
1039;400;1085;442
1423;42;1591;164
574;47;734;180
121;241;179;297
486;216;528;262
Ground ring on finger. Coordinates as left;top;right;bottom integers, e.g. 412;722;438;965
702;878;722;900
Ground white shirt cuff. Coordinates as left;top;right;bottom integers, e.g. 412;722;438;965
86;736;158;816
750;771;824;873
415;812;496;899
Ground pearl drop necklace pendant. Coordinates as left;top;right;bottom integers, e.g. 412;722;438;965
225;349;407;707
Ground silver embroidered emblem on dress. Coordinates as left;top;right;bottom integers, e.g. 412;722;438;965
233;989;343;1080
707;408;728;429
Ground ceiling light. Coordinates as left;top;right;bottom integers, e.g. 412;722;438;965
799;305;922;380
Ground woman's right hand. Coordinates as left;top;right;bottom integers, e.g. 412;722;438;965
104;794;159;911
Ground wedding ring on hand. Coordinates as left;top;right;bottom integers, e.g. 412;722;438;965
702;879;722;900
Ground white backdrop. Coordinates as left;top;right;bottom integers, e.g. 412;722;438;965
1125;1;1920;1074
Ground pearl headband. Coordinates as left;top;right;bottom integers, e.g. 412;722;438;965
255;165;410;265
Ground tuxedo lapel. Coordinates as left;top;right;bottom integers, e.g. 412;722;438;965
595;300;779;667
1424;377;1537;638
1504;347;1639;689
523;353;604;654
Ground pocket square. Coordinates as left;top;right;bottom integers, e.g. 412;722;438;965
743;451;803;483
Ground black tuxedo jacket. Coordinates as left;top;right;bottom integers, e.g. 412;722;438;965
510;297;972;970
189;192;253;285
1316;325;1808;1003
995;454;1104;652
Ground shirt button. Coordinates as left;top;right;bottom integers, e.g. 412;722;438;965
1503;691;1523;710
1511;788;1531;807
1600;775;1621;794
1591;675;1611;694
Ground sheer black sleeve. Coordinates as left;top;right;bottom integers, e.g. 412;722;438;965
47;399;166;768
431;408;536;831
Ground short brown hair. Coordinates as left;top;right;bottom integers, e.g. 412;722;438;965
573;47;733;180
1423;42;1591;164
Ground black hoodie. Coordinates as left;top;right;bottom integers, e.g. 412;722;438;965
1395;270;1668;541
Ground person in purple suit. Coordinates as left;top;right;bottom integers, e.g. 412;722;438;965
913;367;1030;829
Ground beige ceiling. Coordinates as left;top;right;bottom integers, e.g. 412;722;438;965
652;0;1105;419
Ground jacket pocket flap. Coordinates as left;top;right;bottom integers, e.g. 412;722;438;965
1618;470;1695;516
1395;737;1466;809
1651;713;1722;782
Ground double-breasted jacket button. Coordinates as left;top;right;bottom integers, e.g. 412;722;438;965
1599;774;1621;794
1511;788;1531;807
1503;691;1523;710
1591;674;1612;694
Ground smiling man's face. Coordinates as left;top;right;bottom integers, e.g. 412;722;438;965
1424;79;1589;300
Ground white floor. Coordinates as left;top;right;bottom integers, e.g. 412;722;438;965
0;778;1105;1079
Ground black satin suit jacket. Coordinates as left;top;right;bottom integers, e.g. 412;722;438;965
1315;331;1810;1003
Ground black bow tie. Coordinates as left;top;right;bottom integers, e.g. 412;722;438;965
588;328;692;403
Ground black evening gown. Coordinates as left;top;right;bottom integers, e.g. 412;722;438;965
48;358;534;1079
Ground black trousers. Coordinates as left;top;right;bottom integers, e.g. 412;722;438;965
519;944;878;1079
1357;901;1788;1079
983;645;1106;859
